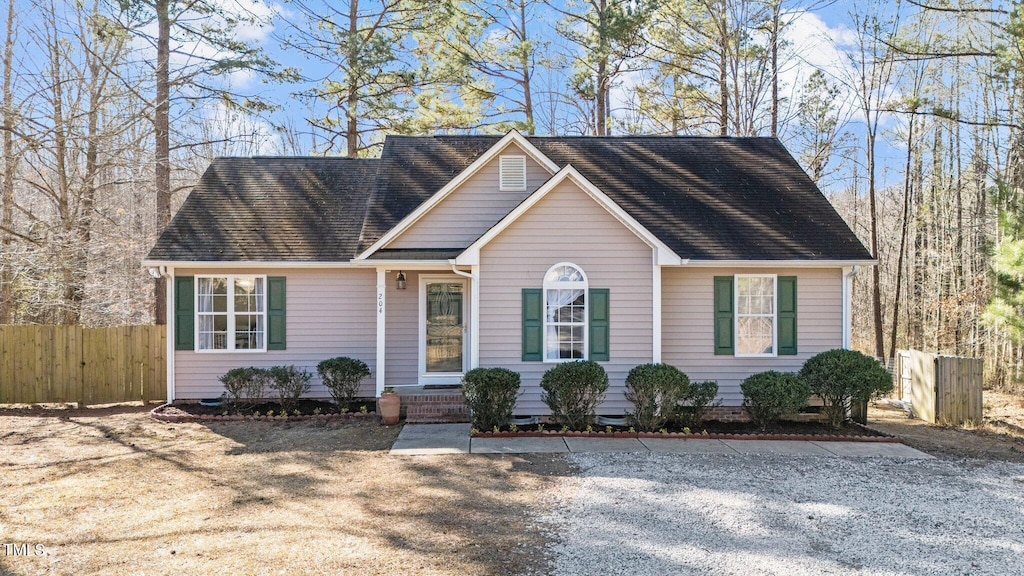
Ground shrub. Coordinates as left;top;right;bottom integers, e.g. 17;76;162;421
625;363;690;432
800;349;894;428
678;380;720;428
540;360;608;430
740;371;810;429
267;365;312;414
317;357;371;406
462;367;521;431
218;367;266;411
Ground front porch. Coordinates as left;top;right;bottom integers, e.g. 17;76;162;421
371;263;476;422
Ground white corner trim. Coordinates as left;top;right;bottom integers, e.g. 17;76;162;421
455;165;684;266
355;130;560;260
842;266;854;349
376;268;386;396
471;265;480;369
652;262;662;363
165;267;175;403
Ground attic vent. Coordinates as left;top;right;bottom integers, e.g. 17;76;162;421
499;155;527;191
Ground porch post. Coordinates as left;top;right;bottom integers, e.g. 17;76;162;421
471;265;480;369
376;267;386;396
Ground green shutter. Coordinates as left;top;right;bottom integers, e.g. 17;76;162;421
267;276;286;350
522;288;543;361
713;276;734;355
174;276;194;351
589;288;610;361
777;276;797;355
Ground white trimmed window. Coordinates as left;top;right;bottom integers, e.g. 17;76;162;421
499;155;527;191
196;275;266;351
544;263;587;361
735;274;776;356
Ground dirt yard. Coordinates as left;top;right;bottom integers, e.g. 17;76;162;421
0;406;570;576
869;389;1024;462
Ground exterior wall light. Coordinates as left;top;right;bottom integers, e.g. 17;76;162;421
396;271;407;290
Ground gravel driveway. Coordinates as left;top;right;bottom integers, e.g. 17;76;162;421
541;453;1024;576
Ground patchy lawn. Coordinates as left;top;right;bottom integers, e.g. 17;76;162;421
868;390;1024;462
0;406;570;576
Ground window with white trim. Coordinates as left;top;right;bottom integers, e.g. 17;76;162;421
196;275;266;351
499;155;527;191
544;263;587;361
735;274;776;356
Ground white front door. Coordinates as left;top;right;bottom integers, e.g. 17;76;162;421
419;276;468;385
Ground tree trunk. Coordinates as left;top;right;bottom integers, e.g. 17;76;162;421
888;113;915;362
346;0;359;156
154;0;171;325
519;0;534;135
0;0;15;324
769;0;779;138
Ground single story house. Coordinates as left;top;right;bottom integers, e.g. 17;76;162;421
144;131;873;415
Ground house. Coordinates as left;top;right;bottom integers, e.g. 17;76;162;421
144;131;874;416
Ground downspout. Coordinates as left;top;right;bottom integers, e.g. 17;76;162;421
148;265;174;404
450;262;479;369
842;266;860;349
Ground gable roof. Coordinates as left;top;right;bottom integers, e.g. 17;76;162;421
147;134;873;264
360;135;872;261
147;157;378;262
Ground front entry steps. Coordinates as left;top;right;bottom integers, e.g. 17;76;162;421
401;392;471;424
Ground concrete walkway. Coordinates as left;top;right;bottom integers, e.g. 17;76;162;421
390;423;933;458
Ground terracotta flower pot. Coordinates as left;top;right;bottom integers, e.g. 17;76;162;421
378;393;400;426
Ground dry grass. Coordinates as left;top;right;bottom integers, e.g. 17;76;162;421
0;406;569;576
869;390;1024;462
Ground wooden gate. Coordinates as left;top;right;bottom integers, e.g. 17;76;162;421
895;349;983;425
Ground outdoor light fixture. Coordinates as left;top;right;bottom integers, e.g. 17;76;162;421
396;271;407;290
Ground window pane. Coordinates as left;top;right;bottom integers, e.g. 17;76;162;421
737;316;774;355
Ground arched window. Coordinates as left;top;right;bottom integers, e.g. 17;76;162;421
543;263;588;361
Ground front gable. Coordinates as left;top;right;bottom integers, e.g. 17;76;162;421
456;166;683;266
355;131;558;260
385;141;555;250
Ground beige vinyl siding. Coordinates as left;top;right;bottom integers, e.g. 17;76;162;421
662;267;843;406
387;143;553;249
173;268;378;400
479;180;655;415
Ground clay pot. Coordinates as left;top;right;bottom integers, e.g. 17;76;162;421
378;393;401;426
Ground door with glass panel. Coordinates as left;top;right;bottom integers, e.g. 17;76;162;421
420;278;466;384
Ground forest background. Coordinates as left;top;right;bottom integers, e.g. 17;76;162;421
1;0;1022;388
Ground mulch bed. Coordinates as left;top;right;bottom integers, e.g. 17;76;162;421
151;399;378;423
473;421;899;442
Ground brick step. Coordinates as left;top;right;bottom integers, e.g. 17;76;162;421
405;402;471;424
399;393;467;405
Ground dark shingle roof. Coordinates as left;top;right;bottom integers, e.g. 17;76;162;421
148;136;872;262
359;136;872;261
148;157;378;261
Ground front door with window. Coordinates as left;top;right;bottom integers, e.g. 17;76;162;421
419;277;467;385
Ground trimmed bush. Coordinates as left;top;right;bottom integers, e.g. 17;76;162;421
317;357;371;406
462;367;521;431
740;371;810;429
267;365;312;414
625;363;690;432
800;348;894;428
678;380;720;428
541;360;608;430
219;367;266;410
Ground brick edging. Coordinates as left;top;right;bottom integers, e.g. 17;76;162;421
470;429;901;442
149;403;377;423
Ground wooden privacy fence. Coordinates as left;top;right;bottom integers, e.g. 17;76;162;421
0;325;166;406
895;349;983;425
